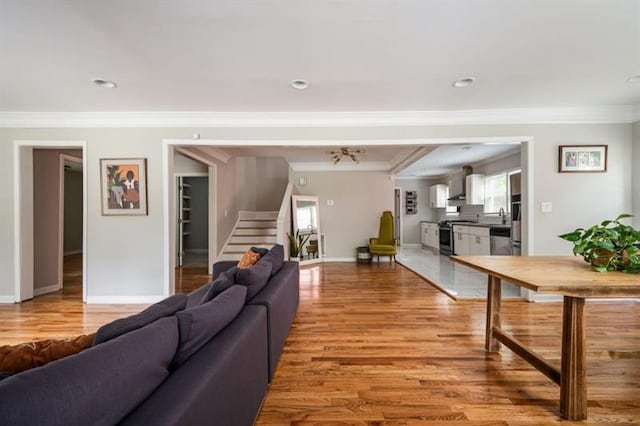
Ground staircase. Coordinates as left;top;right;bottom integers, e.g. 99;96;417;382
220;211;278;261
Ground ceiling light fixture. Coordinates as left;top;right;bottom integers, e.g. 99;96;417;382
452;77;476;88
626;75;640;84
290;79;309;90
92;78;117;88
329;147;364;164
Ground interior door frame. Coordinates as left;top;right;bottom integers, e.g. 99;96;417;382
14;140;87;303
174;172;209;267
393;187;402;246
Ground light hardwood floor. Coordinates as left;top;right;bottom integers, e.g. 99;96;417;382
1;256;638;423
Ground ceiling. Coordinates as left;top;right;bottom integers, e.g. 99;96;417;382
1;0;639;113
1;1;635;177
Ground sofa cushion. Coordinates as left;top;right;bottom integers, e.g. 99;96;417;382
0;372;12;382
237;249;261;269
251;246;269;257
173;285;247;366
93;294;187;345
186;282;211;308
235;260;272;301
201;266;238;304
257;244;284;277
0;333;95;374
0;316;180;426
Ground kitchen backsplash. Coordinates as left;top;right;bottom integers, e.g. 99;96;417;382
439;204;510;224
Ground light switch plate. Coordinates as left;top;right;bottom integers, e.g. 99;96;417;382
326;199;334;206
541;202;552;213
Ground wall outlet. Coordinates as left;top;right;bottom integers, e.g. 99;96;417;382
541;202;552;213
326;200;334;206
224;209;228;217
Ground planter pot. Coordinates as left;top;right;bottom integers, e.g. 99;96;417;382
590;249;631;270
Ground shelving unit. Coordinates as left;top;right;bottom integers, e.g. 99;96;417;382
177;178;191;266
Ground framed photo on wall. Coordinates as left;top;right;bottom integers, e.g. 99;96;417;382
100;158;148;215
558;145;607;173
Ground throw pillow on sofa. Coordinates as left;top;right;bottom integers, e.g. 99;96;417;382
257;243;285;277
237;249;261;268
0;333;95;374
235;260;272;301
173;285;247;366
93;293;187;345
250;246;269;257
0;316;180;426
200;266;238;304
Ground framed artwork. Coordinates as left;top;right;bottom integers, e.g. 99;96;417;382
100;158;148;215
558;145;607;173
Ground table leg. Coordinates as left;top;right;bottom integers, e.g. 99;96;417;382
559;296;587;420
485;275;501;352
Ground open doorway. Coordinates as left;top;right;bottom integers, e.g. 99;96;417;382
14;141;87;303
59;154;83;299
176;175;209;266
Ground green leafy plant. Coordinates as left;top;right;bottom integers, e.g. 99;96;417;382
286;230;311;258
559;213;640;273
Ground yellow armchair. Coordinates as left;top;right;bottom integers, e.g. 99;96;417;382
368;211;397;263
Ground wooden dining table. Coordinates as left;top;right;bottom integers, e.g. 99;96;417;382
451;255;640;421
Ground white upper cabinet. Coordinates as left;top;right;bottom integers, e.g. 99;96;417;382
429;184;448;208
466;174;485;205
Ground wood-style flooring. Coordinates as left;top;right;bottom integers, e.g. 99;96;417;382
0;255;638;423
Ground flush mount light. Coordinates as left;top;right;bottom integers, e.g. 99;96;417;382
290;79;310;90
92;78;117;88
461;145;472;150
627;75;640;84
452;77;476;88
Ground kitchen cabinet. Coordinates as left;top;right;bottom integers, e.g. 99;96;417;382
429;184;448;208
469;226;490;255
465;174;486;205
421;222;439;250
453;225;490;255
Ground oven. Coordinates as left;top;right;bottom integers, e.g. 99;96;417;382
439;223;454;255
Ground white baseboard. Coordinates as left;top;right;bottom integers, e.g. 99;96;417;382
323;257;357;262
64;250;83;256
0;296;15;304
34;284;61;296
401;243;422;248
85;295;165;304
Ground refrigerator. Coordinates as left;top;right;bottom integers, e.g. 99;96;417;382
510;173;522;255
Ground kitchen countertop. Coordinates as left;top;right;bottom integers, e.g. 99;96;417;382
420;220;512;228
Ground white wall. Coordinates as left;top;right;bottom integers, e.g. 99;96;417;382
174;153;208;173
394;178;441;244
633;120;640;229
290;170;395;259
236;157;289;211
0;122;633;301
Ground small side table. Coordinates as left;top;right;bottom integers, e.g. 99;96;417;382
356;246;372;264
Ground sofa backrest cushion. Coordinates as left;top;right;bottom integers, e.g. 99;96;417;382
173;285;247;367
257;244;284;277
250;246;269;257
0;316;179;426
235;260;272;301
200;266;238;304
93;294;187;345
186;282;211;308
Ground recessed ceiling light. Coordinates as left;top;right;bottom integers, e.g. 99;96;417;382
452;77;476;88
627;75;640;84
92;78;117;88
461;146;472;150
291;79;310;90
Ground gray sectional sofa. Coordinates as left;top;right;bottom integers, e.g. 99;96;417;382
0;244;299;426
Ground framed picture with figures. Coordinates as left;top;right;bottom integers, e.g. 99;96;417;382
100;158;148;215
558;145;607;173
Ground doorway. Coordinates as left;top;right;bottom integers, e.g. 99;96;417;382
14;141;87;303
176;175;209;266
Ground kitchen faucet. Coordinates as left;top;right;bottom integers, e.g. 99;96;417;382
498;207;506;224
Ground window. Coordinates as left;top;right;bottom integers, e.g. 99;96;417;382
484;169;520;214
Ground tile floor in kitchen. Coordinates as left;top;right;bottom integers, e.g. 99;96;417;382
396;245;523;299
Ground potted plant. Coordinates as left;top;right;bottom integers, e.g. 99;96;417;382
559;213;640;273
287;230;311;260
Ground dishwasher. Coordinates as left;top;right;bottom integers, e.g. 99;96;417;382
490;227;512;255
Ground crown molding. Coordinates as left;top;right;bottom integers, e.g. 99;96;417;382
0;106;637;128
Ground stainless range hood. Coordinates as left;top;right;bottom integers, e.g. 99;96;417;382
447;165;473;202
